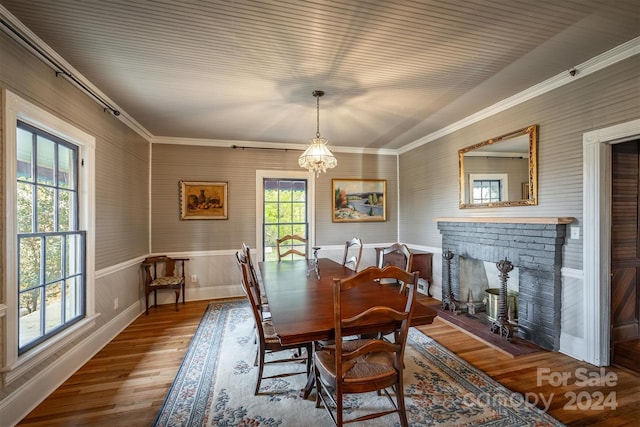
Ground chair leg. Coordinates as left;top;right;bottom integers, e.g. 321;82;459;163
396;377;409;427
145;292;150;315
174;290;180;311
255;345;265;395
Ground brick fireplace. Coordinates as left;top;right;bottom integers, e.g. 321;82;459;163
436;217;573;350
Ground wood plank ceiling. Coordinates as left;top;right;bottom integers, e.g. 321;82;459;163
1;0;639;149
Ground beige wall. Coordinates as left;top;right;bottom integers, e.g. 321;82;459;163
151;145;398;252
399;55;640;270
1;30;150;407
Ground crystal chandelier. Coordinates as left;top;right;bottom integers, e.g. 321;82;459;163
298;90;337;177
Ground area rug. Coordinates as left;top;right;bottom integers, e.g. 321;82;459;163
155;300;564;426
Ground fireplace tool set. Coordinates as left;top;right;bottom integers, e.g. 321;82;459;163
442;251;517;341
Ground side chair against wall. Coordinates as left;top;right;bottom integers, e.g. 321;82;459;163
276;234;307;261
314;266;418;427
141;256;188;315
237;255;312;395
342;237;363;271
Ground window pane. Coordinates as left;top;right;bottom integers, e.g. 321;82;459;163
36;136;56;185
278;181;292;201
19;237;41;290
58;145;75;189
58;189;75;231
19;288;42;347
66;234;82;276
45;235;64;283
278;225;293;237
17;182;34;233
292;181;306;201
264;202;279;223
292;224;306;236
65;277;81;320
45;282;63;333
278;203;292;222
292;203;306;222
37;186;55;232
264;179;278;201
17;128;33;181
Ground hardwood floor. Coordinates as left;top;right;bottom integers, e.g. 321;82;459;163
18;297;640;426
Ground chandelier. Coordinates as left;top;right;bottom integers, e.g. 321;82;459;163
298;90;337;176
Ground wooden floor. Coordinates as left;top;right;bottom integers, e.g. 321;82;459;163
18;297;640;426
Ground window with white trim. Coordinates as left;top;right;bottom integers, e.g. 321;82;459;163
3;90;96;383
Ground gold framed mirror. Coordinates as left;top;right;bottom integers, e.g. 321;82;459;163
459;124;537;208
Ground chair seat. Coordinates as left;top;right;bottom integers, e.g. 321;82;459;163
262;320;281;344
315;339;396;383
150;276;183;287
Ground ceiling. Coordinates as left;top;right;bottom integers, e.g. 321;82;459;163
1;0;639;151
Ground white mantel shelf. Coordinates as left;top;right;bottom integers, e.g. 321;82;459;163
433;217;575;224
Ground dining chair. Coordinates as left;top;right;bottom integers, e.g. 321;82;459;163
341;237;363;271
314;265;418;427
141;255;188;315
242;242;270;312
377;243;413;288
276;234;307;261
238;254;312;395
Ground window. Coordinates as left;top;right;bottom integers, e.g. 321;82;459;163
263;178;308;261
3;90;95;383
472;179;502;203
16;122;86;354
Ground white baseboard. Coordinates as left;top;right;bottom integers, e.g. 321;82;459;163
0;301;140;427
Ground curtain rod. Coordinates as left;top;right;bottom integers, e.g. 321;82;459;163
0;17;121;117
231;145;302;152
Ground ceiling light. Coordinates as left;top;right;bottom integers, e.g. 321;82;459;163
298;90;337;177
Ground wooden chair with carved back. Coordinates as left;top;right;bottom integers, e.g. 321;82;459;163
314;265;418;426
141;255;188;315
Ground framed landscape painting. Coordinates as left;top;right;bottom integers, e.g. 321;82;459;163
332;179;386;222
180;181;228;220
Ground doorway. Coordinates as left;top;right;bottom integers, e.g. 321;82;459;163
611;140;640;373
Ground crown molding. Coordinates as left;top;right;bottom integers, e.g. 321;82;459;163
398;36;640;155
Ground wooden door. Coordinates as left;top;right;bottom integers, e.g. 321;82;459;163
611;140;640;372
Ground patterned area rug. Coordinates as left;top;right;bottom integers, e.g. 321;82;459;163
155;300;564;426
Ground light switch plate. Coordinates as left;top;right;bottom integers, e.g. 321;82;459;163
570;226;580;239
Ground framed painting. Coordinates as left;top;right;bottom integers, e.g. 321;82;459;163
180;181;228;220
332;179;386;222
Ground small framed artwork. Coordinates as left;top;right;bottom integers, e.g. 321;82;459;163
332;179;386;222
179;181;228;220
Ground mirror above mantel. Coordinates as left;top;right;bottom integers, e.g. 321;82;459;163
459;124;538;209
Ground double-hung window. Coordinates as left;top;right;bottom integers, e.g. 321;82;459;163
16;121;85;354
3;90;95;383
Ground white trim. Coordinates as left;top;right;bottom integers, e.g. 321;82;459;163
0;301;139;427
399;37;640;155
583;119;640;366
3;89;97;381
255;170;316;263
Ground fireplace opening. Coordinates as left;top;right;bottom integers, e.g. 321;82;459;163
436;218;572;352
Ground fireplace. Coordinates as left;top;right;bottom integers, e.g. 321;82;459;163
436;217;573;350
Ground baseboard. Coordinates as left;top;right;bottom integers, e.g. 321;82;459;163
0;301;140;427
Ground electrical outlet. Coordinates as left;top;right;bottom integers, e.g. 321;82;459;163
191;274;198;283
113;297;118;310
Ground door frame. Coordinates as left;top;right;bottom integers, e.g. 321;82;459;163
583;118;640;366
255;169;316;263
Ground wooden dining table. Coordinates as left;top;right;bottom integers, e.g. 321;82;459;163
259;258;438;398
259;258;438;345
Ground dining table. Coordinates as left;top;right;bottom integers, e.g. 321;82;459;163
259;257;438;397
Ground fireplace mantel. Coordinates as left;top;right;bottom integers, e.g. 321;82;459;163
433;217;574;224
